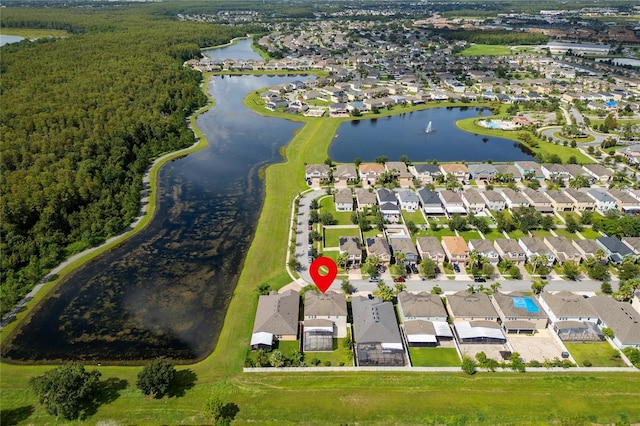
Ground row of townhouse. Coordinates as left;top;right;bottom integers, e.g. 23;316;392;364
329;184;640;219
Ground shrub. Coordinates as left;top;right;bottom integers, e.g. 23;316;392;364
582;359;592;367
137;358;175;398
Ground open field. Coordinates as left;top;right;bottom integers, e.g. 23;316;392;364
2;74;640;425
458;44;512;56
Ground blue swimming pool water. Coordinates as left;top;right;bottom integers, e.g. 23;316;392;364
484;120;501;129
512;297;540;313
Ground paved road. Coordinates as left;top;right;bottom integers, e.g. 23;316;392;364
293;189;326;284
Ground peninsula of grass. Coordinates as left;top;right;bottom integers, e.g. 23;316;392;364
2;72;640;426
456;116;594;164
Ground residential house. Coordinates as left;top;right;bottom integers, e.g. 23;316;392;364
582;163;614;184
409;163;442;184
385;161;414;188
514;161;544;181
544;236;582;264
494;164;522;182
446;291;499;322
519;237;555;266
481;190;507;211
587;189;617;214
544;190;575;212
522;188;553;213
608;189;640;214
305;164;330;185
541;164;572;184
355;188;377;211
572;239;603;262
359;163;385;185
621;144;640;165
389;237;419;265
398;291;453;347
500;188;530;209
587;295;640;349
468;239;499;265
339;236;362;268
461;188;486;214
622;237;640;257
441;236;470;266
416;237;446;264
366;236;392;266
396;189;420;212
452;320;507;344
334;164;358;184
380;202;401;223
538;291;602;342
351;295;405;366
563;164;596;185
467;163;498;181
439;190;467;216
494;238;527;266
251;290;300;350
417;188;445;216
376;188;397;205
596;236;636;264
304;291;348;348
334;188;354;212
632;290;640;315
565;188;596;211
491;292;549;334
440;163;470;183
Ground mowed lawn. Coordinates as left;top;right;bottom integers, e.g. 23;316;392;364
324;226;361;248
565;342;628;367
319;196;353;224
458;44;512;56
409;347;461;367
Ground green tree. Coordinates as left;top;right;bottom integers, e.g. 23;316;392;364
256;282;271;296
531;279;547;294
137;357;175;398
341;279;355;294
421;258;437;279
376;281;395;302
562;263;580;281
269;350;286;368
202;395;224;423
461;357;477;375
30;363;101;420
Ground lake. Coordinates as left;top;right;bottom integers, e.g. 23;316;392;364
1;69;302;361
0;35;25;46
329;107;534;162
202;38;263;61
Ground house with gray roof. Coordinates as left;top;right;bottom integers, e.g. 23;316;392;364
572;239;602;261
522;188;553;213
334;188;354;212
538;291;602;341
494;238;527;265
446;291;499;322
380;202;401;223
596;236;636;264
519;237;555;266
587;189;617;214
305;164;330;185
334;164;358;184
416;237;446;264
494;164;522;182
587;295;640;349
409;163;442;184
376;188;397;205
251;289;300;350
468;239;499;264
396;189;420;212
544;236;582;264
632;290;640;315
481;190;506;211
404;320;454;347
467;163;498;181
491;292;548;334
339;236;362;268
453;320;506;344
500;188;530;209
565;188;596;211
351;295;405;366
582;163;614;184
355;188;377;211
389;237;418;265
304;291;348;343
514;161;544;180
461;188;486;214
439;190;467;215
417;188;444;215
608;189;640;214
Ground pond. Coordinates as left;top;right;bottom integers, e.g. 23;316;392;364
0;35;25;47
1;71;303;363
329;107;534;163
202;38;263;61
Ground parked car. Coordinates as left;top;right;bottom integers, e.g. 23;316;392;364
368;276;380;283
410;264;419;274
393;277;405;283
308;225;313;230
434;266;441;274
474;276;486;283
453;264;460;273
405;265;412;274
378;266;386;273
367;294;374;300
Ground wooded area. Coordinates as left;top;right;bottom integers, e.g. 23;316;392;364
0;7;260;316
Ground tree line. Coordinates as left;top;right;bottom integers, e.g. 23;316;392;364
0;7;259;317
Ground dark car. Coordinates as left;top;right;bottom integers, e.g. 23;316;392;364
367;294;374;300
393;277;405;283
410;264;419;274
434;266;441;274
453;264;460;273
474;277;486;283
405;265;412;275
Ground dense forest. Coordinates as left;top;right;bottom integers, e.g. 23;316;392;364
0;7;262;317
437;29;548;46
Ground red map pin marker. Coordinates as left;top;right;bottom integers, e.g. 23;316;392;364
309;256;338;294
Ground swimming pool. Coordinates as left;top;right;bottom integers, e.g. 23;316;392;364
512;297;540;313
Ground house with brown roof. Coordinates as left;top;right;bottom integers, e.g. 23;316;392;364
334;164;358;184
334;188;354;212
544;190;575;212
389;237;419;265
494;164;522;182
608;189;640;214
572;239;602;262
461;188;486;214
582;163;614;184
359;163;385;186
481;190;507;211
305;164;330;185
251;290;300;350
439;190;467;216
339;236;362;268
440;163;469;183
544;236;582;264
397;291;448;322
366;236;392;265
385;161;414;188
409;163;442;184
445;291;499;322
537;291;602;341
355;188;377;211
468;239;499;264
564;188;596;211
491;292;549;334
500;188;530;209
441;236;470;266
587;295;640;349
494;238;527;265
519;237;556;266
416;237;446;264
622;237;640;257
304;291;348;343
522;188;553;213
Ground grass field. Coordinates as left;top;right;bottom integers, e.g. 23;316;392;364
482;228;504;241
458;230;482;242
319;196;354;224
324;226;361;248
579;228;602;239
531;229;553;238
507;229;527;240
565;342;628;368
553;228;580;240
458;44;512;56
409;347;461;367
305;338;354;367
402;209;427;225
2;73;640;425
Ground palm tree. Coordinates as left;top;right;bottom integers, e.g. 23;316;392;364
469;249;482;269
531;254;548;275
